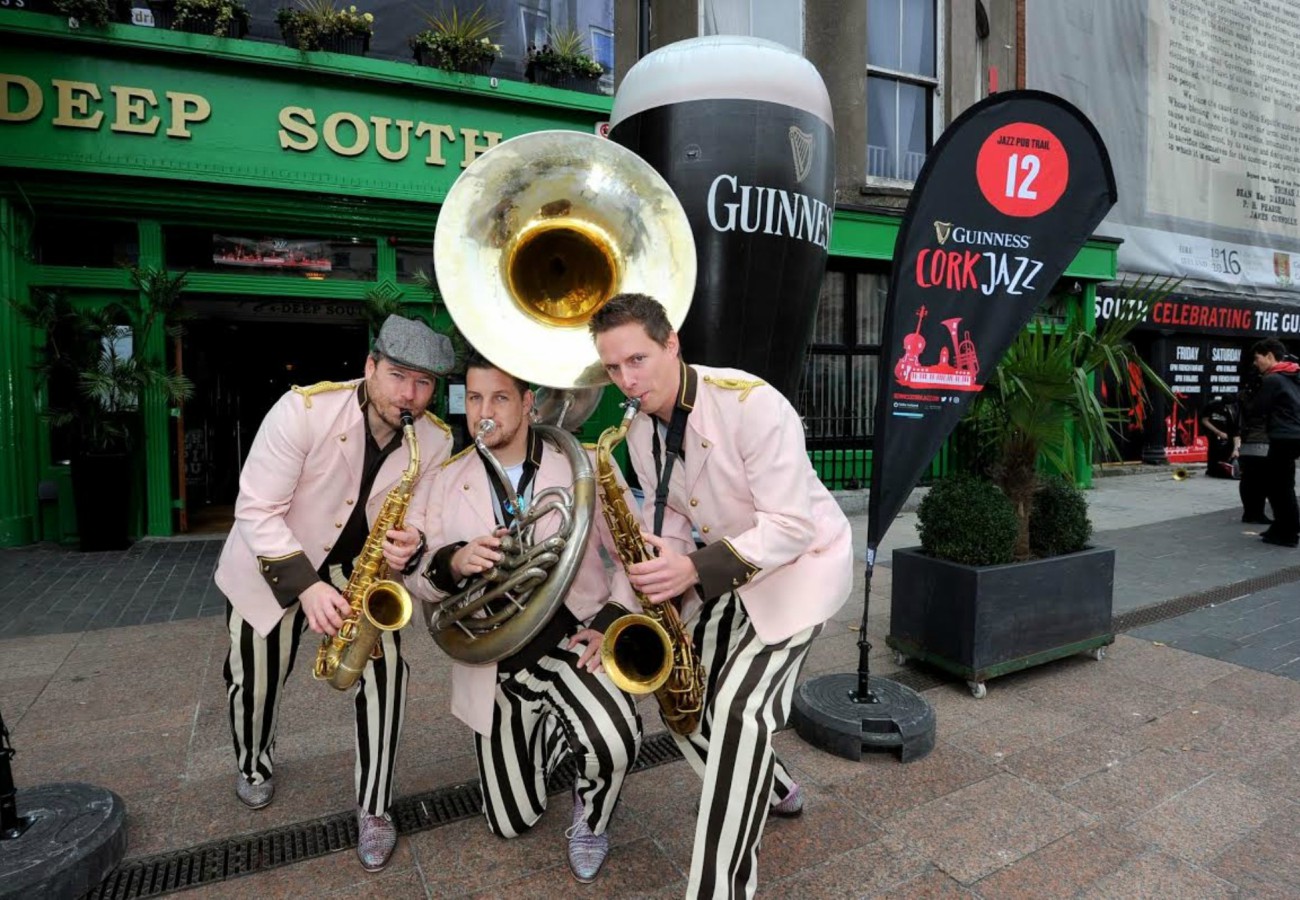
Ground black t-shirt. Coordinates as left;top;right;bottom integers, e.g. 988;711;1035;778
1201;398;1239;439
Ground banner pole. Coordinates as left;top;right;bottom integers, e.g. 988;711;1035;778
853;553;879;704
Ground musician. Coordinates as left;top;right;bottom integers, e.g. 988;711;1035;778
214;316;454;872
405;352;644;884
590;293;853;899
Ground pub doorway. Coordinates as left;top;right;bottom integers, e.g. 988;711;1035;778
180;305;369;534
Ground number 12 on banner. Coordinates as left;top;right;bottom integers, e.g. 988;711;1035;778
976;123;1069;218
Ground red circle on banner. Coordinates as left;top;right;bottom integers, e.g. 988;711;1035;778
975;123;1069;217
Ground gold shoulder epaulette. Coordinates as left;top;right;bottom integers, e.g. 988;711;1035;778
441;445;475;468
290;380;356;408
423;411;452;438
703;376;765;402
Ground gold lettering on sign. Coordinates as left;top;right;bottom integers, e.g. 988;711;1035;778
371;116;413;161
323;111;368;156
110;85;160;135
459;128;500;167
415;122;455;165
0;74;43;122
52;80;103;129
165;91;210;138
278;106;318;151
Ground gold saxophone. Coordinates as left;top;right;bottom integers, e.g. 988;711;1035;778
313;411;418;691
597;400;705;736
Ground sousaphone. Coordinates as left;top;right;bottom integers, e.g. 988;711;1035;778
427;130;697;665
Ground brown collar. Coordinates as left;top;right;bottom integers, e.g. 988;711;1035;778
674;360;698;412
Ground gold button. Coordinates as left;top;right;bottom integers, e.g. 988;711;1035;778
732;578;740;587
463;484;470;490
701;440;710;448
340;435;347;442
346;499;354;506
690;498;699;507
271;576;279;584
701;525;710;534
261;564;270;572
324;544;332;552
335;522;343;528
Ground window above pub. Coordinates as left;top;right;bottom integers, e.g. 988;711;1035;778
700;0;803;53
866;0;938;184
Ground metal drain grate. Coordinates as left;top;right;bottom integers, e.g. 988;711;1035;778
84;731;685;899
1112;564;1300;633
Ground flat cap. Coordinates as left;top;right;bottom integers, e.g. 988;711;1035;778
373;316;455;376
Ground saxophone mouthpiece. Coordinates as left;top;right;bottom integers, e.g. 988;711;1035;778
399;409;414;428
622;398;641;419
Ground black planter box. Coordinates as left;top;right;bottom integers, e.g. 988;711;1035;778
887;545;1115;695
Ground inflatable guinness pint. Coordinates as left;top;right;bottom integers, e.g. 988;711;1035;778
609;36;835;398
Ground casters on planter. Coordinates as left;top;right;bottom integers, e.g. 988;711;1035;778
1088;646;1107;661
893;651;908;666
967;680;987;699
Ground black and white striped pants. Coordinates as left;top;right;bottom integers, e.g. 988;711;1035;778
672;592;820;900
475;636;643;839
222;600;409;816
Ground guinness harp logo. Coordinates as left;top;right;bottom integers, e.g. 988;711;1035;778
789;126;815;183
933;221;953;245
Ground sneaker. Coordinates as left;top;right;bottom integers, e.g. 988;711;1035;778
235;775;273;810
356;807;397;872
769;782;804;818
565;790;609;883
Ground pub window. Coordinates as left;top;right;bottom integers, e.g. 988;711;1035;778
520;5;549;52
162;228;377;281
867;0;938;183
797;266;887;488
31;218;139;268
394;240;434;284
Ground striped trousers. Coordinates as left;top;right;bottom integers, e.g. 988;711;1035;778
222;600;409;816
475;636;643;838
672;592;820;900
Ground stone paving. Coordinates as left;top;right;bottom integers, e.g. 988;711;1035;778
1;469;1299;897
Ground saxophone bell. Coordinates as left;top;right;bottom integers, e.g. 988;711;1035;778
600;609;674;694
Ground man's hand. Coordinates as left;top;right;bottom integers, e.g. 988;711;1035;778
383;524;423;571
451;529;507;579
627;532;700;605
300;581;353;636
568;627;606;674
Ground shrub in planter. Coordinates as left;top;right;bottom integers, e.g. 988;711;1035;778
409;5;501;74
917;474;1018;567
526;26;604;89
52;0;117;27
170;0;250;36
1028;475;1093;558
278;0;373;54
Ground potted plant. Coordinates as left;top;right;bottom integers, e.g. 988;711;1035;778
149;0;249;36
409;5;501;75
525;26;604;92
887;276;1176;697
278;0;374;55
14;268;192;551
51;0;127;28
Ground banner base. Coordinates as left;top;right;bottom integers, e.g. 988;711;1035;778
790;673;935;763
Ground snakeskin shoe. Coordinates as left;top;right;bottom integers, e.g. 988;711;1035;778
356;807;398;872
234;775;273;810
565;790;609;883
769;781;804;818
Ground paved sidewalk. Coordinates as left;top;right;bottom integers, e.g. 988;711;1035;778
2;470;1298;897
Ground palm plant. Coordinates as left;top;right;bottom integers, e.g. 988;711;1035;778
409;5;501;72
527;26;604;81
963;274;1178;559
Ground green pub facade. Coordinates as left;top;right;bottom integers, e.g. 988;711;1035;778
0;12;1118;549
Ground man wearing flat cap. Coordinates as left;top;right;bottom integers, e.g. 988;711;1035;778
215;315;455;871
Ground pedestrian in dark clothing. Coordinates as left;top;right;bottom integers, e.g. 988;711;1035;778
1250;338;1300;547
1200;394;1240;478
1237;369;1272;524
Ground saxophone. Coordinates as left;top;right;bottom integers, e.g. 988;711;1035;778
313;411;418;691
596;400;705;736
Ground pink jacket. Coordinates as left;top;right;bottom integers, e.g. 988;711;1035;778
625;364;853;644
405;432;640;735
214;380;453;638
